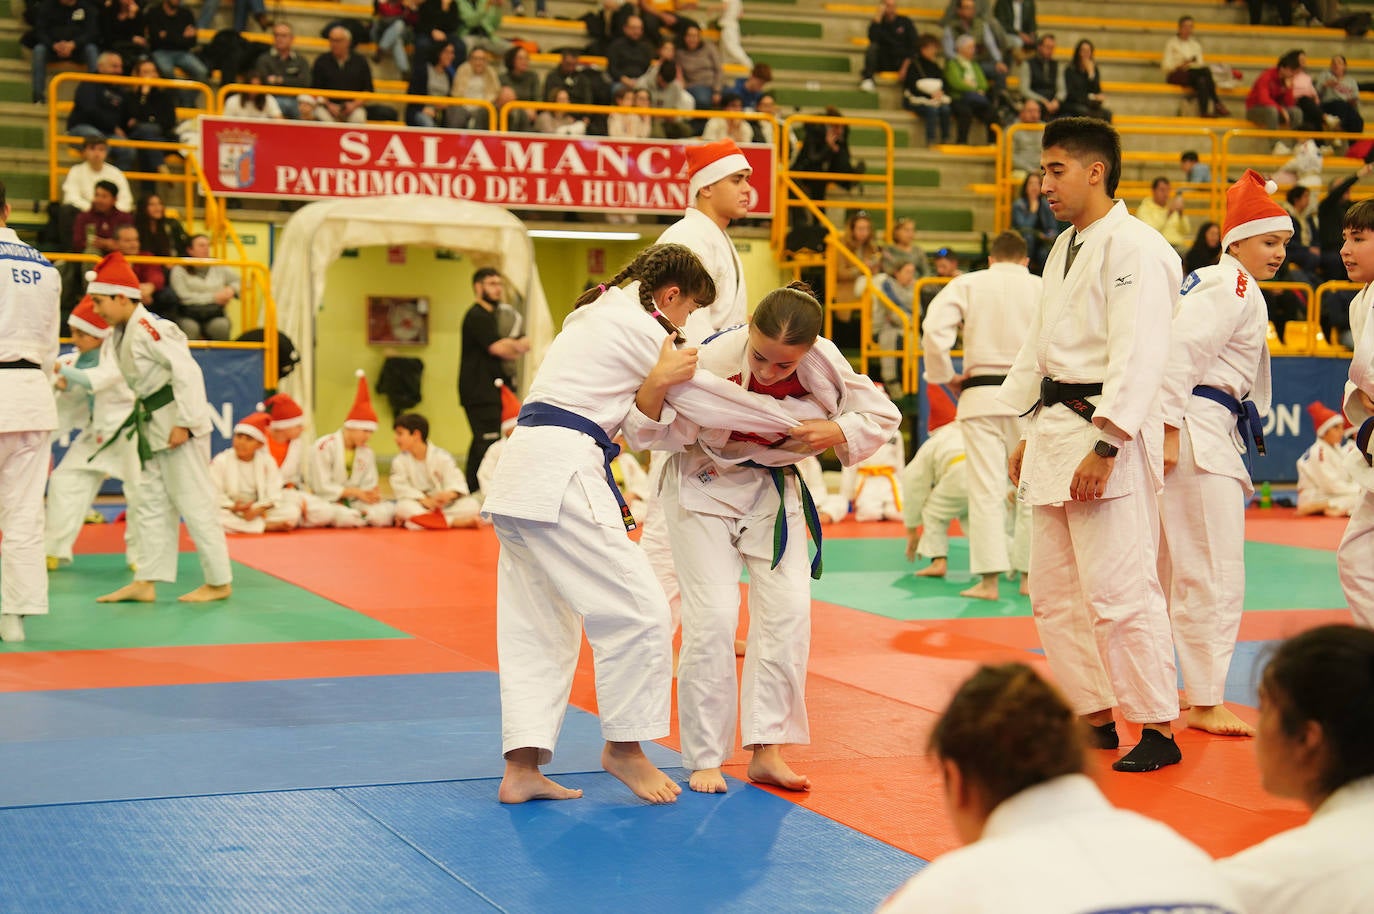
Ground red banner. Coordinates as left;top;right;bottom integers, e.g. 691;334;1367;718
200;116;774;216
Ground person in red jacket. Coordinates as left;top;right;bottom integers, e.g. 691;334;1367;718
1245;53;1302;133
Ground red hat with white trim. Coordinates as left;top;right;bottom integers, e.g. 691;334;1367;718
686;138;751;199
69;295;110;339
928;384;957;432
233;410;272;444
262;392;305;430
85;251;142;300
496;378;522;433
1307;401;1343;437
345;369;378;430
1221;169;1291;251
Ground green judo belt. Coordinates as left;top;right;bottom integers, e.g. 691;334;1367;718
743;461;825;580
90;383;174;467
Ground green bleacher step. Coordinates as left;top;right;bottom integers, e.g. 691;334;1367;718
739;18;822;38
2;173;48;201
0;80;33;104
0;124;45;147
752;51;850;73
848;126;909;148
0;38;21;58
773;87;875;110
907;208;975;233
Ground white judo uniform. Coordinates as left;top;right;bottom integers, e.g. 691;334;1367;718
923;261;1039;575
1000;201;1181;723
269;435;327;527
1337;284;1374;627
0;226;60;622
1216;775;1374;914
45;348;140;565
1297;438;1361;516
840;432;905;522
482;285;838;763
210;447;301;533
303;430;395;528
636;326;901;772
879;774;1244;914
900;422;969;560
390;444;481;529
1157;254;1270;708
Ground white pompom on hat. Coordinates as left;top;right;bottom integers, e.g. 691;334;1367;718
1221;169;1292;251
495;378;522;433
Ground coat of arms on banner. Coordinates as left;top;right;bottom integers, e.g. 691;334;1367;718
217;128;257;189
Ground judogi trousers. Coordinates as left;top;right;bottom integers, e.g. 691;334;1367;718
0;430;51;616
638;450;682;630
963;414;1031;574
131;437;231;585
396;495;480;528
1029;451;1179;724
301;494;396;528
45;434;140;564
1338;492;1374;628
667;470;812;770
915;468;968;559
1158;426;1246;705
219;501;301;534
493;478;671;763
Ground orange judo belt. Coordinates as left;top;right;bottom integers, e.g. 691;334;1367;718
855;465;902;511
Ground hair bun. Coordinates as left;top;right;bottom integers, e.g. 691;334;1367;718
785;279;818;300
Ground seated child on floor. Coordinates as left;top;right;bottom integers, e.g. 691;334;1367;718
391;412;481;529
261;391;315;522
797;455;850;523
900;399;969;578
840;426;906;522
1296;400;1361;516
303;369;395;528
210;411;301;534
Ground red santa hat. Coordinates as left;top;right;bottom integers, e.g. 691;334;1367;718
262;392;305;430
686;138;751;199
496;378;522;433
344;369;379;430
84;251;142;300
68;295;110;339
1307;400;1343;437
927;384;957;433
1221;169;1291;252
233;410;272;444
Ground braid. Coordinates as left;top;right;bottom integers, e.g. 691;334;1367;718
575;244;717;338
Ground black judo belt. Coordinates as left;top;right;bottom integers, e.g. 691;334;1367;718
1037;377;1104;424
960;374;1007;390
0;360;39;370
91;383;174;467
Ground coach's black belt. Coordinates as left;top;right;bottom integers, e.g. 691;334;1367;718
0;360;38;370
1039;378;1104;424
961;374;1007;390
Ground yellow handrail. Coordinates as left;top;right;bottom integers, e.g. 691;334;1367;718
214;82;498;127
496;99;775;136
776;113;895;259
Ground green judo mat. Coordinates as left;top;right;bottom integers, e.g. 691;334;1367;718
1;554;405;653
808;539;1348;622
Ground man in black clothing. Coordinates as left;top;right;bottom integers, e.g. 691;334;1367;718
30;0;100;103
459;268;530;493
1019;32;1061;118
254;21;311;117
860;0;916;90
606;14;656;88
67;52;133;168
311;25;375;122
145;0;209;83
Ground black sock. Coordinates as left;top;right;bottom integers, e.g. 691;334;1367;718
1112;728;1182;773
1090;721;1119;750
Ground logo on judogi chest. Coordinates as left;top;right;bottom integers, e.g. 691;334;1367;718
216;128;258;190
1180;271;1201;295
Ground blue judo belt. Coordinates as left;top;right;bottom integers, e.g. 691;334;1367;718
741;460;824;580
1357;417;1374;467
516;402;636;531
1192;385;1266;467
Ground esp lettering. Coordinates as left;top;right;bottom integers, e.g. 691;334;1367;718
11;267;44;285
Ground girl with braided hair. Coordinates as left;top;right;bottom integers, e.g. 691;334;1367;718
482;246;840;806
627;281;900;794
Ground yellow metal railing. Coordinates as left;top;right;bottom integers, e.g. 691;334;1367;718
497;99;774;138
215;82;497;129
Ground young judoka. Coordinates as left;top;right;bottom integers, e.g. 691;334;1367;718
840;426;905;522
45;296;139;570
1338;197;1374;627
87;252;232;604
483;244;841;806
902;390;970;579
1296;401;1360;516
1158;169;1286;738
391;412;481;530
475;378;522;499
303;371;395;528
210;410;300;534
261;391;322;525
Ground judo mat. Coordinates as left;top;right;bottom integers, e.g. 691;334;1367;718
0;508;1349;910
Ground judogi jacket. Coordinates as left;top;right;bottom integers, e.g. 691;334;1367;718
0;226;60;434
390;444;469;501
109;302;213;454
657;207;749;344
900;422;967;529
211;448;284;510
308;429;380;503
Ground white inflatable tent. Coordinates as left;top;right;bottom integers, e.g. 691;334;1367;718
269;195;553;419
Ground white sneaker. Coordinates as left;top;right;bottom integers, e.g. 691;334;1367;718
0;614;25;643
859;78;876;92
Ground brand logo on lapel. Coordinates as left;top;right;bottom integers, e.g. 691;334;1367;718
1114;274;1133;288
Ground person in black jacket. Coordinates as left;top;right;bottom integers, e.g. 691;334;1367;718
124;57;179;189
30;0;100;103
459;268;530;493
412;0;465;77
311;25;375;122
860;0;916;90
145;0;209;83
99;0;149;71
67;52;133;168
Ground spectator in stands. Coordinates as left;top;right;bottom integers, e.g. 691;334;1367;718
123;56;179;187
919;245;963;314
1008;99;1043;177
882;216;930;277
31;0;100;104
67;52;133;169
134;192;187;257
1135;176;1192;250
1282;184;1321;285
861;0;917;92
941;0;1011;106
1017;33;1062;120
791;107;859;211
992;0;1035;53
1245;54;1301;133
100;0;148;71
607;83;652;139
169;233;239;340
447;45;499;128
413;0;465;76
1287;50;1325;133
939;0;989;26
608;14;657;88
875;259;918;372
406;40;455;127
255;22;310;118
62;136;134;213
833;211;884;347
701;92;751;143
1011;171;1057;275
458;0;505;54
544;48;610;132
72;180;132;254
902;33;952;146
1318;54;1363;137
611;0;672;43
1162;16;1228;118
1181;221;1221;275
1180;150;1210;183
677;24;722;109
753;93;777;143
534;86;588;135
642;60;693;136
1063;38;1111;122
1247;0;1292;26
731;63;772;110
223;71;284;118
581;0;623;56
114;224;173;311
372;0;420;79
196;0;270;33
634;38;675;89
145;0;209;86
944;34;997;145
1318;162;1373;282
312;25;375;123
500;45;539;130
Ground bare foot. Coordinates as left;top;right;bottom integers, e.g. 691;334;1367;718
498;749;583;803
97;580;156;603
1018;572;1030;596
689;767;728;793
915;557;948;578
734;638;746;657
178;583;232;603
1178;691;1192;712
960;573;1000;601
747;744;811;791
602;741;682;804
1187;705;1256;736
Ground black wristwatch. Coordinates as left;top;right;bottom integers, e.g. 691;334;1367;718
1093;440;1119;459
